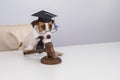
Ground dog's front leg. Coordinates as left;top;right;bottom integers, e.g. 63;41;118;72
24;41;37;52
24;45;33;51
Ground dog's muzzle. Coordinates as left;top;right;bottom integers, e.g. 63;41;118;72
42;31;52;43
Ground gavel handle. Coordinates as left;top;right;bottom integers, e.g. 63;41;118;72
23;49;46;55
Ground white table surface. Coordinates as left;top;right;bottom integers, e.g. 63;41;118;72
0;42;120;80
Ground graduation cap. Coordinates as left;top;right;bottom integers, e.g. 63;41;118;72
32;10;57;23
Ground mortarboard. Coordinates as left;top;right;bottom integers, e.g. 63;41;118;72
32;10;57;23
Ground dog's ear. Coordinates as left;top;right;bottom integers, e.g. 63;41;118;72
31;20;39;27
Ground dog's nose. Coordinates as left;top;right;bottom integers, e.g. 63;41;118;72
46;35;51;39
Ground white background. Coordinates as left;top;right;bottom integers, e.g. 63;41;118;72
0;42;120;80
0;0;120;46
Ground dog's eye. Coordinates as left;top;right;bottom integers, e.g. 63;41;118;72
49;24;52;30
41;25;45;30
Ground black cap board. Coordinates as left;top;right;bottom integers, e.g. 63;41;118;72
32;10;57;23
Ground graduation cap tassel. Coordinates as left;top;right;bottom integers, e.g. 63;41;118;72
53;18;58;31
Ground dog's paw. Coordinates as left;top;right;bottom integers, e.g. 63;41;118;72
55;51;63;56
24;46;33;52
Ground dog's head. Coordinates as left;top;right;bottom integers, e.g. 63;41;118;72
31;20;57;33
31;10;58;34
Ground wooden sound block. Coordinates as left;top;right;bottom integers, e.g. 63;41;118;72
41;56;62;65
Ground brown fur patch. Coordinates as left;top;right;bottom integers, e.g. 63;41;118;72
37;21;53;32
31;20;54;32
31;20;39;27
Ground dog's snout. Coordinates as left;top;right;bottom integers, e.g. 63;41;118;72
42;32;52;43
46;35;51;39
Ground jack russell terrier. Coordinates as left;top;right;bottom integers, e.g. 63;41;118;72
20;10;63;56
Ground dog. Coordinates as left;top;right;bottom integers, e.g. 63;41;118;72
20;20;63;56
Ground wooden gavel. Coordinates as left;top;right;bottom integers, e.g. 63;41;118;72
23;42;61;65
24;42;56;57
